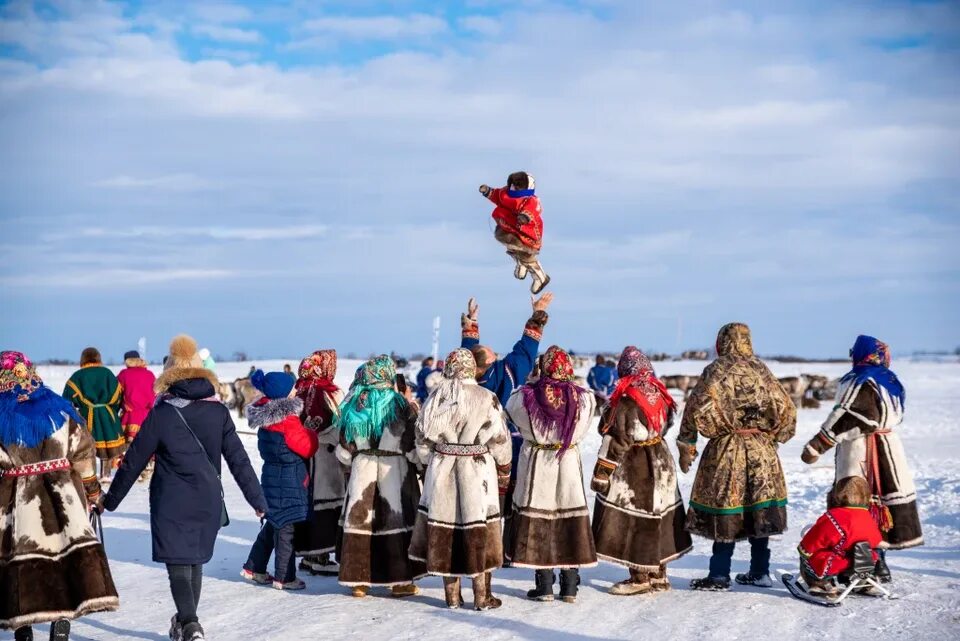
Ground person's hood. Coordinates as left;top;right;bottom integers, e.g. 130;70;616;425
246;397;303;429
167;377;217;401
156;366;219;394
715;323;754;359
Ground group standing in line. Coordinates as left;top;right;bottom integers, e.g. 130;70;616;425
0;294;924;640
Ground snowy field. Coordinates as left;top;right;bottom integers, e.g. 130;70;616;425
31;359;960;641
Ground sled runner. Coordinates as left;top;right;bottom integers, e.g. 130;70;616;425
781;542;896;607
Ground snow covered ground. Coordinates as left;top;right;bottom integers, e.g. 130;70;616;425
32;359;960;641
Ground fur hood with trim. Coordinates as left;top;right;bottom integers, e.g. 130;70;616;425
155;366;219;395
247;397;303;429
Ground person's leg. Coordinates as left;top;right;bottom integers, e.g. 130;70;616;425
191;564;203;610
166;563;199;625
14;625;32;641
494;227;530;280
273;524;296;583
749;537;771;576
709;541;735;579
443;577;463;608
244;521;275;575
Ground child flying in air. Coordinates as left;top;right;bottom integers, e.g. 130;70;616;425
479;171;549;294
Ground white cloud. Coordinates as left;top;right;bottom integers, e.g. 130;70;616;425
300;14;448;40
92;174;217;191
192;23;261;44
194;3;253;24
458;16;501;37
54;225;329;242
0;268;235;288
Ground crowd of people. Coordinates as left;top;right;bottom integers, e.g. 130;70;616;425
0;295;924;641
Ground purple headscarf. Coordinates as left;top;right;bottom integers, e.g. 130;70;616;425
520;346;583;457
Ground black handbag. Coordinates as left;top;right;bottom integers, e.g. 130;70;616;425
171;405;230;527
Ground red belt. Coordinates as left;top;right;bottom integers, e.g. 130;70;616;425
0;458;71;478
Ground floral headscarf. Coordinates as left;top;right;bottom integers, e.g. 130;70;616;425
609;346;675;435
1;351;82;448
841;335;904;407
296;349;341;430
521;346;584;456
419;349;478;440
298;349;338;384
336;355;404;443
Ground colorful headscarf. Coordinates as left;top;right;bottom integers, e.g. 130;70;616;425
609;346;676;435
419;349;478;440
296;349;341;431
841;335;905;407
520;346;584;456
336;355;404;443
0;351;82;448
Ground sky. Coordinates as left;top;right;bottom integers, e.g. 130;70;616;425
1;0;958;362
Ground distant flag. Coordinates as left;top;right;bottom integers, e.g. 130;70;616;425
138;337;147;362
432;316;441;363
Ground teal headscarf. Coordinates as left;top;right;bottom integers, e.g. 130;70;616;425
337;355;405;443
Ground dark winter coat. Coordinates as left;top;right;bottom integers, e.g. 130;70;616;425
587;364;617;396
415;366;433;402
246;397;319;528
104;369;267;564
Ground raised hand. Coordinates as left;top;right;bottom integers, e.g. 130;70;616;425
467;297;479;321
478;184;492;197
531;292;553;313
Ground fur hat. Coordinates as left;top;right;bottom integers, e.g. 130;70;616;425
829;476;871;508
507;171;535;191
80;347;102;366
154;334;218;393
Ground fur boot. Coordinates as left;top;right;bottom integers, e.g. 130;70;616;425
473;572;502;611
443;577;465;609
528;261;550;294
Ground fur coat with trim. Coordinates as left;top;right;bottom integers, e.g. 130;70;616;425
408;381;512;577
295;388;345;556
1;418;119;630
503;386;598;569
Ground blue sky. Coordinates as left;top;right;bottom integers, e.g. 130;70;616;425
1;0;958;362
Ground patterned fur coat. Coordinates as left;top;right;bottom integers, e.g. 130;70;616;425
678;323;797;542
504;387;598;569
805;378;923;549
409;380;512;577
335;400;426;586
1;418;119;629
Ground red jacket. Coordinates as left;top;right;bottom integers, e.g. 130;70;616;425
488;188;543;251
260;414;320;460
799;507;883;578
117;365;156;428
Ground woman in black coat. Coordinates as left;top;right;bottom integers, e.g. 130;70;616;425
101;335;267;641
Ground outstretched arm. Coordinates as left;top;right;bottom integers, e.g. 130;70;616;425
221;411;268;514
104;410;161;511
803;382;882;464
502;293;552;382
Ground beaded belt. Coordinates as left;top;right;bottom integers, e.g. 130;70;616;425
531;442;564;450
632;435;662;448
357;449;402;457
1;458;71;478
435;443;488;456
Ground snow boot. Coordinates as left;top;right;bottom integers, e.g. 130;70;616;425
168;615;183;641
350;586;368;598
650;566;671;592
391;583;421;598
473;572;502;611
527;569;555;601
735;572;773;588
273;577;306;591
875;555;892;584
559;569;580;603
529;262;550;295
240;568;271;585
49;620;70;641
689;576;732;592
509;252;528;280
609;575;653;596
181;622;205;641
443;577;465;609
14;626;33;641
303;554;339;576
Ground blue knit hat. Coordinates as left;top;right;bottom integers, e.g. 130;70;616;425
251;369;295;400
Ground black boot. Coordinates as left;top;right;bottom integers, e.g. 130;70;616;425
875;553;892;584
526;569;555;601
734;572;773;588
49;620;70;641
14;626;33;641
690;576;731;592
559;569;580;603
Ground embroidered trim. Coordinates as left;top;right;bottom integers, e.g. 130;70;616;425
596;458;617;470
689;497;788;515
356;448;402;457
1;458;71;478
632;435;662;448
435;442;489;456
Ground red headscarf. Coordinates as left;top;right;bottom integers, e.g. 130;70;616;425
295;350;340;432
609;346;675;435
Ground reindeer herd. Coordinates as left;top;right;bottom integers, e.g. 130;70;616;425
660;373;836;408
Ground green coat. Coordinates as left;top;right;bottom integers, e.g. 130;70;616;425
64;365;126;460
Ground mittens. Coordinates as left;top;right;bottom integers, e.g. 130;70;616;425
517;212;531;225
802;443;820;464
479;184;492;197
677;442;698;474
591;459;616;494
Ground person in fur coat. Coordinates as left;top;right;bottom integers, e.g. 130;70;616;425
504;345;597;603
293;350;345;576
63;347;125;481
479;171;550;294
677;323;797;592
1;351;119;641
801;335;922;582
797;476;883;597
409;349;513;611
116;350;156;482
242;370;319;590
100;335;267;641
590;347;692;595
336;355;425;598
